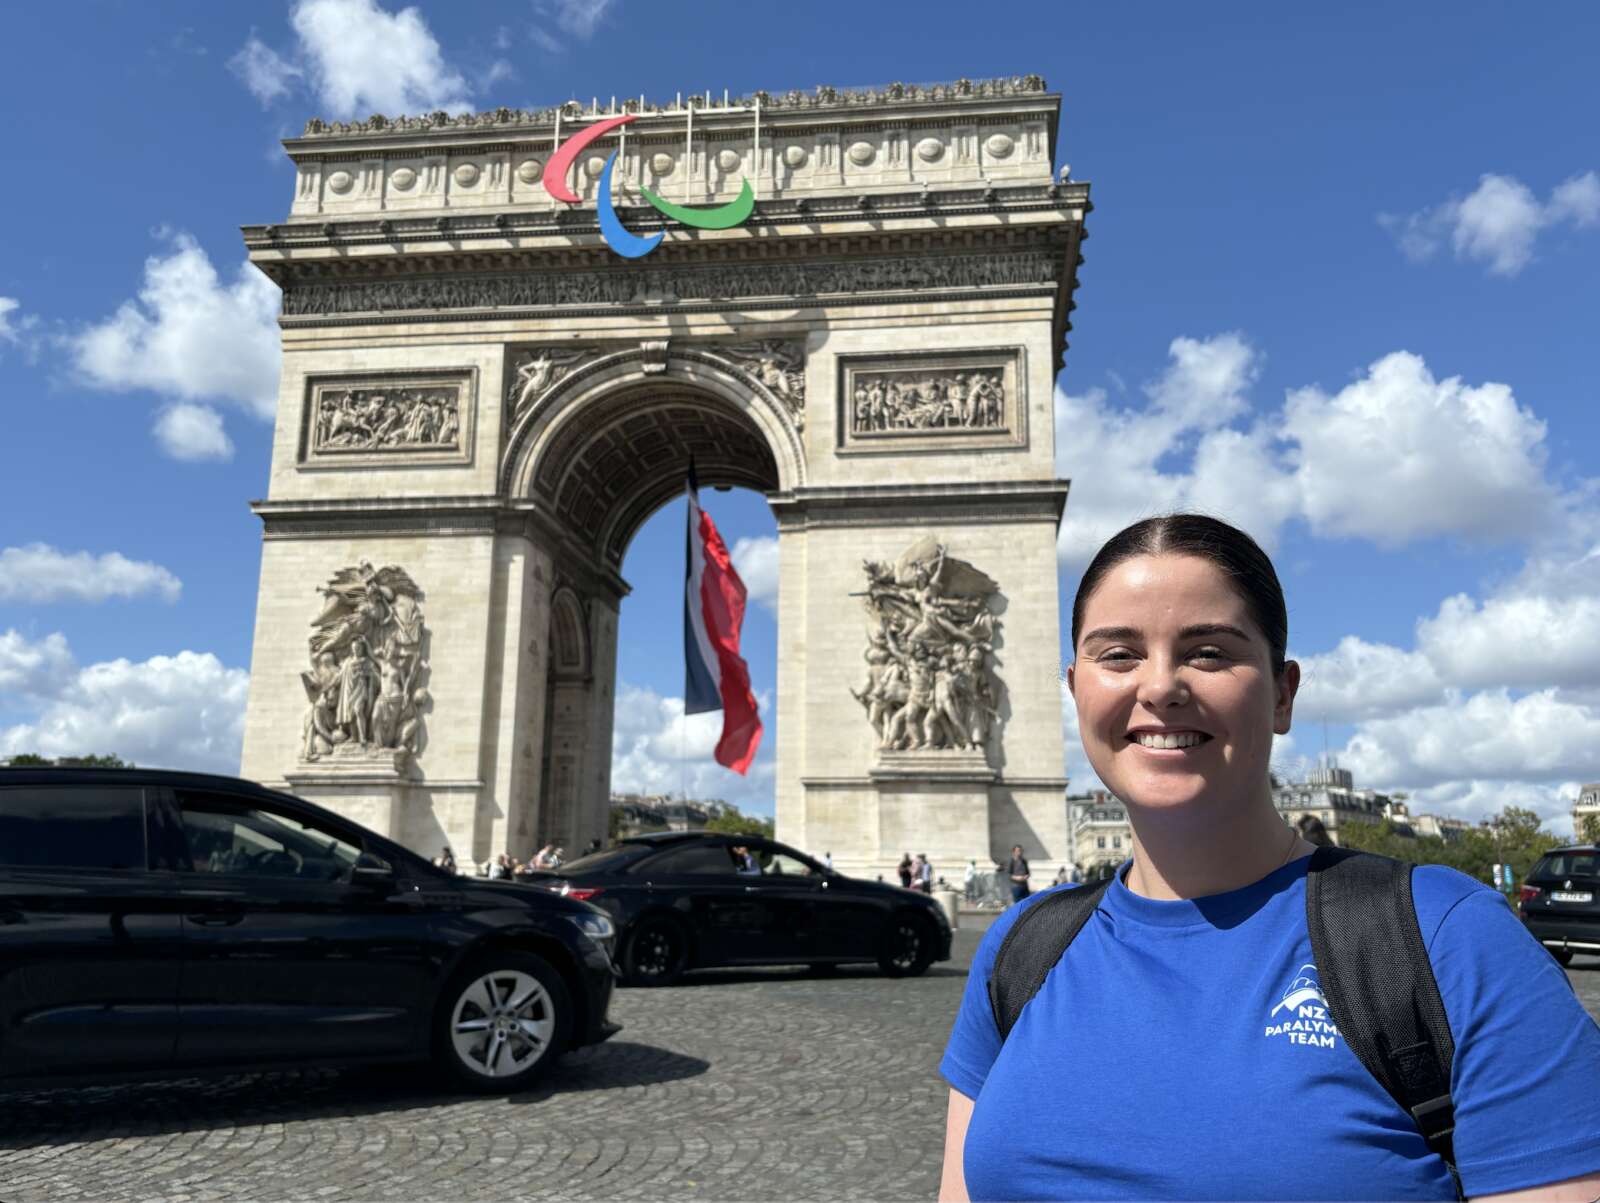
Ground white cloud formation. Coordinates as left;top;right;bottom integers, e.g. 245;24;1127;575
0;631;247;774
0;545;181;605
1379;170;1600;276
154;402;236;462
731;535;779;614
229;34;303;105
611;681;775;813
291;0;472;119
1056;339;1563;565
0;296;22;343
67;232;280;457
530;0;613;49
0;295;39;361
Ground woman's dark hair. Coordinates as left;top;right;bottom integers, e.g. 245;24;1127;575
1071;514;1289;674
1296;814;1332;847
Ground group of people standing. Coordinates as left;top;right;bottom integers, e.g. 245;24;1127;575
897;851;936;892
430;839;604;879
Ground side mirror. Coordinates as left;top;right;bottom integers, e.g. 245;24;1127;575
352;851;395;885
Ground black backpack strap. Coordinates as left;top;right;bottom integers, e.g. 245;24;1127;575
988;877;1115;1040
1306;846;1462;1199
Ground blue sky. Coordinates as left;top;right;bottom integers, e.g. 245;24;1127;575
2;2;1597;832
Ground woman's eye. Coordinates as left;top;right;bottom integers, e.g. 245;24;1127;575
1190;648;1227;663
1096;650;1137;664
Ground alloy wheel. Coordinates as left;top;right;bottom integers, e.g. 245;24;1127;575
449;969;556;1078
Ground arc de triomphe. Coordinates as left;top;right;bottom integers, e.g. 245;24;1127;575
238;77;1089;880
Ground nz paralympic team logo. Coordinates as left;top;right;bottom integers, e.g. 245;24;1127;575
544;114;755;259
1264;963;1340;1050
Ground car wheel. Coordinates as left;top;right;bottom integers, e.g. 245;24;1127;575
434;951;572;1093
1549;947;1575;967
878;913;936;978
623;917;690;986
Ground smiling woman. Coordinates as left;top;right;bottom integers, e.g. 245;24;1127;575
938;514;1600;1203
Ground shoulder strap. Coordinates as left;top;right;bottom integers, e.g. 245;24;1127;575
1306;846;1462;1199
988;877;1115;1040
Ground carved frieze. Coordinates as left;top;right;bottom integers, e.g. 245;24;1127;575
280;251;1058;318
301;562;429;767
837;348;1025;454
506;347;598;424
301;370;475;466
851;537;1003;754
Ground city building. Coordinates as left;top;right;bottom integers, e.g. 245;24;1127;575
1574;784;1600;843
609;793;731;837
1065;790;1133;879
1272;764;1392;846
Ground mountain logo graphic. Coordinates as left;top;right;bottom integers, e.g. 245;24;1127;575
1270;963;1327;1017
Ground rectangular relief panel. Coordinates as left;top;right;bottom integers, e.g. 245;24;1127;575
836;347;1025;454
298;368;477;469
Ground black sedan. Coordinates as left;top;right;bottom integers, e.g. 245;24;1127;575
1519;843;1600;966
0;768;619;1092
534;832;953;985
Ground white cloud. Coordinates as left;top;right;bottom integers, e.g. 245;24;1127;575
229;34;303;105
291;0;471;119
610;681;775;812
0;295;39;360
0;545;181;605
1379;170;1600;276
0;631;247;774
485;59;514;88
0;630;74;699
67;232;280;454
1056;341;1564;565
1404;779;1582;837
731;535;779;613
0;296;22;343
1283;352;1554;545
154;402;235;462
1292;636;1443;725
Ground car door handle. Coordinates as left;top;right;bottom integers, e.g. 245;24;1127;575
187;912;245;926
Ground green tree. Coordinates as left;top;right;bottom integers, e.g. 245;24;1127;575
5;752;131;767
1580;813;1600;845
704;803;775;840
6;753;54;766
1339;806;1562;888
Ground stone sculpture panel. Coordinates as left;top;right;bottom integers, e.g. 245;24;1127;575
851;537;1003;753
300;561;430;768
837;349;1024;453
301;371;475;466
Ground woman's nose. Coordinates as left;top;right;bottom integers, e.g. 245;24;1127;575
1136;656;1190;708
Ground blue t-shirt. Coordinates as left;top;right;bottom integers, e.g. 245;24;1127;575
941;856;1600;1200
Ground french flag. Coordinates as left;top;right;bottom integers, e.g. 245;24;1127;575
683;461;763;775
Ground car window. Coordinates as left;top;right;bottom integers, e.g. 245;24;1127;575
0;786;147;871
175;791;363;883
1536;853;1599;879
647;844;737;876
559;846;647;875
762;852;816;877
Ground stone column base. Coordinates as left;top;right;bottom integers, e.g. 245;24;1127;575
284;749;416;841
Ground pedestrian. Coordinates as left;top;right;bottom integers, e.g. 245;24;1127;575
551;846;565;868
433;845;456;873
532;843;556;869
1297;814;1333;847
1005;845;1030;904
584;838;603;856
898;852;913;889
1053;863;1071;886
938;513;1600;1201
822;850;834;872
963;858;978;903
918;852;935;894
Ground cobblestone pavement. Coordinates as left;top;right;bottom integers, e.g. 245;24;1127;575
1;924;1596;1203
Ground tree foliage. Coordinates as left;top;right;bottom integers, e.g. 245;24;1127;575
1337;805;1565;887
704;803;775;839
1579;813;1600;845
5;753;131;767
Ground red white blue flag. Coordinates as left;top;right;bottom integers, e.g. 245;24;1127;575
683;461;763;775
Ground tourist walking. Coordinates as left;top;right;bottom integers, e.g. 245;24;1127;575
937;513;1600;1201
1005;845;1030;904
898;852;914;888
963;858;978;903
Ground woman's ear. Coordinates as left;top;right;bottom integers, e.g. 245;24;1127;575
1065;662;1076;699
1273;660;1301;735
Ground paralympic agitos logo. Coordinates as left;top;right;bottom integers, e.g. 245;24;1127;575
543;114;754;259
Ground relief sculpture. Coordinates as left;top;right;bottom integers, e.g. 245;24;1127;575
718;340;806;429
301;562;429;764
850;367;1004;434
850;537;1003;752
313;386;460;453
507;347;592;419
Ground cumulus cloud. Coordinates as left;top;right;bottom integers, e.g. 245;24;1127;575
1057;340;1563;565
0;630;248;774
67;232;280;458
0;296;39;360
1379;170;1600;276
154;402;235;462
229;34;303;105
611;681;775;812
731;535;779;614
291;0;471;119
530;0;614;50
0;545;181;605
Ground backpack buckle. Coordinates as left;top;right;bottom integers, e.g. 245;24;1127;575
1409;1093;1456;1142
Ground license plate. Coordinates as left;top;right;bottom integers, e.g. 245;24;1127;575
1551;891;1593;903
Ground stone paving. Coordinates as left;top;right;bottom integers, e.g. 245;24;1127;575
1;922;1596;1202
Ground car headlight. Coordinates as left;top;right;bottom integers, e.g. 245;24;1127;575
564;911;615;943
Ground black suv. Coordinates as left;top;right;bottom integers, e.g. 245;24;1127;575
1518;843;1600;966
0;768;619;1091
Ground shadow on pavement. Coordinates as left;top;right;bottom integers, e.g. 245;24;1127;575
0;1041;708;1148
643;964;968;988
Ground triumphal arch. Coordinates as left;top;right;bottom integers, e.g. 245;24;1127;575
238;76;1090;879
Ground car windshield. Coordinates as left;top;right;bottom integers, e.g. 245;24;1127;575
557;846;650;875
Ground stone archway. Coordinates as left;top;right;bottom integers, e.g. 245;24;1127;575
240;77;1090;880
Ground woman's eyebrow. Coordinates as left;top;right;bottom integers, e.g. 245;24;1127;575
1079;625;1140;644
1179;623;1253;641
